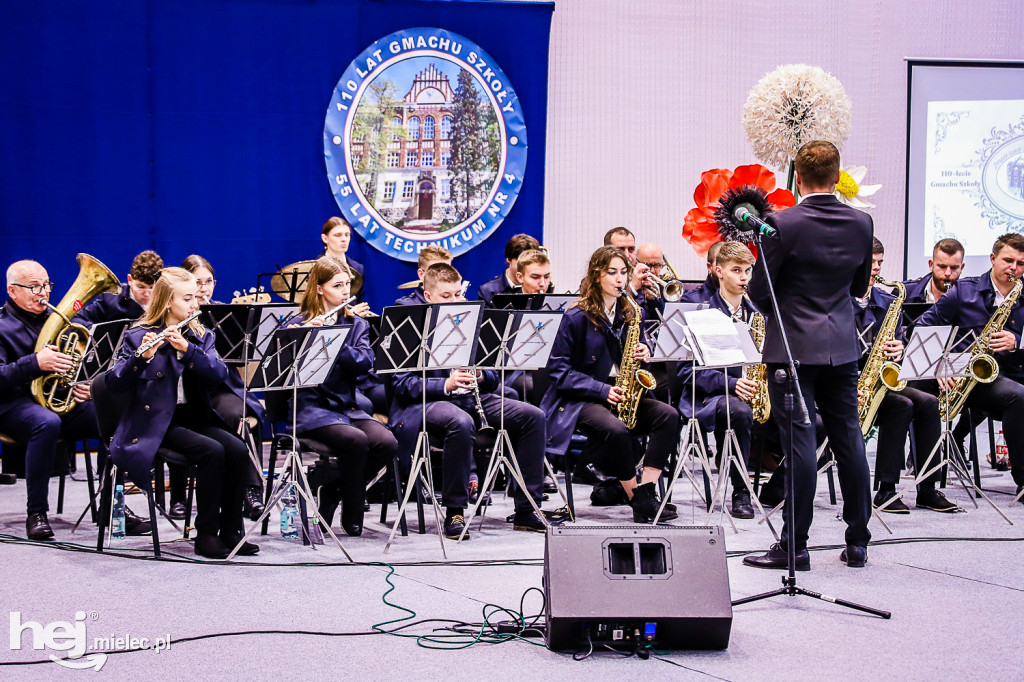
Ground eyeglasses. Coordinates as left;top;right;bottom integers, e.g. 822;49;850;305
196;279;217;288
639;262;665;269
12;281;54;295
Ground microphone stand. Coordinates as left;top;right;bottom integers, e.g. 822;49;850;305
731;229;890;619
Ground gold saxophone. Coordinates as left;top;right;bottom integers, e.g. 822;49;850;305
615;291;657;429
744;311;771;424
31;254;122;415
857;277;908;436
939;275;1022;420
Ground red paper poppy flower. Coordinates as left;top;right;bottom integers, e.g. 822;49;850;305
682;164;795;257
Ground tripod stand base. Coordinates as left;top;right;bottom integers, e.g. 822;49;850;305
733;575;891;619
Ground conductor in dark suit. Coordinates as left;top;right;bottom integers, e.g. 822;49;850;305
744;140;875;570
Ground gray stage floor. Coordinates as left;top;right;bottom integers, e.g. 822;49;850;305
1;447;1023;680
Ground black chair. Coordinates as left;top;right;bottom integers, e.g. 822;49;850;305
90;372;195;557
260;390;408;541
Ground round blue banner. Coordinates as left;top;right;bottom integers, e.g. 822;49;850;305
324;28;528;262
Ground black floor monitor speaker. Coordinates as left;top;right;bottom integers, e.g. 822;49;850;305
543;525;732;651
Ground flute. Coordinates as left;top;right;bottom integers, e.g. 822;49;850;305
134;311;202;357
308;295;356;325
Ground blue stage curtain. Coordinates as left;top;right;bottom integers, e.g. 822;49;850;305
0;0;553;311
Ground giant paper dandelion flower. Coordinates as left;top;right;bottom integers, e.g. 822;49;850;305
743;64;853;170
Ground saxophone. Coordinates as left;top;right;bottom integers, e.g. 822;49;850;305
939;275;1022;420
857;277;908;436
615;291;657;429
744;311;771;424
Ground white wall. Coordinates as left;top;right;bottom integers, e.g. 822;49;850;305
542;0;1024;290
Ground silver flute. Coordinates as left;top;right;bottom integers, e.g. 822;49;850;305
134;311;202;357
308;295;356;325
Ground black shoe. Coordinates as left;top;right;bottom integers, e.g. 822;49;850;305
840;545;867;568
630;482;677;523
194;533;230;559
916;488;959;513
873;489;910;514
513;509;547;533
572;462;613;486
219;531;260;556
743;543;810;571
730;489;754;519
243;486;265;521
168;501;187;520
444;514;468;540
543;475;558;494
26;512;54;541
758;484;784;508
125;508;153;536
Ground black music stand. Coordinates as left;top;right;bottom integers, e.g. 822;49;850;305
259;265;312;303
647;303;716;522
881;325;1012;523
226;325;354;560
376;301;484;557
70;318;131;531
491;293;577;312
458;308;569;540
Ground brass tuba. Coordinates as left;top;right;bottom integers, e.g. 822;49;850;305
31;254;122;415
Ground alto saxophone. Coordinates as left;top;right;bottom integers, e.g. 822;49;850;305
857;277;908;436
939;275;1022;420
744;311;771;424
615;291;657;429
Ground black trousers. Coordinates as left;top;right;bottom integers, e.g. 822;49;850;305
575;398;680;482
163;406;248;537
419;395;545;511
712;396;753;490
0;399;100;514
874;386;940;487
767;361;871;551
303;418;397;519
911;375;1024;487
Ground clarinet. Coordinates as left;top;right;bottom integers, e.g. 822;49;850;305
134;311;202;357
471;373;494;433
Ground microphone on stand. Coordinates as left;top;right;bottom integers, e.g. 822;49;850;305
733;204;779;239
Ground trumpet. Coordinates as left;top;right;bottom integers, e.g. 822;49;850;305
308;295;357;325
647;274;684;302
134;311;202;357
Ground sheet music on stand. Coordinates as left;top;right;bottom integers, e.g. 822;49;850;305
649;302;705;362
682;308;761;368
248;326;350;392
428;302;483;369
202;303;259;366
475;309;562;370
75;318;131;382
251;304;301;361
898;325;972;381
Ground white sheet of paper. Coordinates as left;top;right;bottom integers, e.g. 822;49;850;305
683;308;745;367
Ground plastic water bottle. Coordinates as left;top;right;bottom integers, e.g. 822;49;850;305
111;484;126;538
280;484;299;539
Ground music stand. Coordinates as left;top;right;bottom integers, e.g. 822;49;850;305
880;326;1013;524
491;293;577;312
70;318;131;531
226;325;355;560
259;263;313;303
376;301;484;557
458;309;569;539
647;303;717;522
201;303;268;482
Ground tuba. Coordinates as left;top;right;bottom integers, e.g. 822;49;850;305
939;275;1022;420
744;311;771;424
31;254;122;415
615;291;657;428
857;277;908;436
